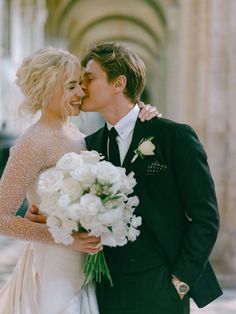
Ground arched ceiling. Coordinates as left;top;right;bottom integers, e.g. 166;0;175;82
45;0;178;105
45;0;174;61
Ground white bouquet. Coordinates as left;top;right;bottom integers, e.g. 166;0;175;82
37;150;141;286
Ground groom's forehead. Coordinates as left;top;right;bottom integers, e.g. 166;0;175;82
84;59;105;75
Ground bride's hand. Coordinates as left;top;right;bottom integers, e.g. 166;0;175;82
138;101;162;121
25;205;47;224
70;232;101;254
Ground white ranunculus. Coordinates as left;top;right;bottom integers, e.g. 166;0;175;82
98;207;123;225
96;161;121;185
139;139;155;156
56;152;84;172
89;224;109;237
80;150;101;164
67;203;81;221
71;164;97;185
38;168;64;194
39;192;60;215
79;194;103;217
104;198;124;211
46;214;78;245
58;194;71;208
61;177;83;200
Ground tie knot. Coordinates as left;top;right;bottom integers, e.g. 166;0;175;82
109;127;118;139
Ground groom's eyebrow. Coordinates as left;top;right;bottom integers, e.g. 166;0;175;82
83;72;94;78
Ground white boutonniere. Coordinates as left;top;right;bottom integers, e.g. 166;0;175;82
131;137;155;163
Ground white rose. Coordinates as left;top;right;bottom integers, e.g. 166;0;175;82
61;177;83;200
56;152;83;172
139;139;155;156
38;168;64;194
80;150;101;164
71;164;97;185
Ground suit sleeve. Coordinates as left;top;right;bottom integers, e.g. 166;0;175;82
171;124;219;286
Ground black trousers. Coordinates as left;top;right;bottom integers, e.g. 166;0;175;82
96;264;190;314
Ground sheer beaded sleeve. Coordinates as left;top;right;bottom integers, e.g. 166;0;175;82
0;129;57;243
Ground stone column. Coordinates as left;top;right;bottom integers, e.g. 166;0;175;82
166;0;236;287
199;0;236;287
3;0;47;135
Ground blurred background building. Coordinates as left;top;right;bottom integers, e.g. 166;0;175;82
0;0;236;291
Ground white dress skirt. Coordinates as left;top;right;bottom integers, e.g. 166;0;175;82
0;242;99;314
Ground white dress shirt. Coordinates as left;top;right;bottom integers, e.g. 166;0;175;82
106;104;140;165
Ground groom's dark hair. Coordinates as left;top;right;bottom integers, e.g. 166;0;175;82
81;42;146;103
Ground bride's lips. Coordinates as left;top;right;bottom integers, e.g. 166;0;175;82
70;97;84;107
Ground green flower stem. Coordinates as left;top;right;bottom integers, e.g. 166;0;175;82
84;251;113;287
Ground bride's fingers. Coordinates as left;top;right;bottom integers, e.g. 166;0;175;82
25;209;46;224
139;104;162;121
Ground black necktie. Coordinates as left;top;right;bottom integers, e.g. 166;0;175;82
108;127;121;166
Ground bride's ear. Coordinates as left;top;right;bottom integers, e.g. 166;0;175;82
113;75;127;94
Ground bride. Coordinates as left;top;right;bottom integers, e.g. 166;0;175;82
0;47;158;313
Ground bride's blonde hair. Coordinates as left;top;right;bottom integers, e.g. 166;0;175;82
16;46;81;115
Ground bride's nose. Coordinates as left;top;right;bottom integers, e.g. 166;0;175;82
76;84;85;97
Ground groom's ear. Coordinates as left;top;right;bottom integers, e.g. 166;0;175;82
113;75;127;93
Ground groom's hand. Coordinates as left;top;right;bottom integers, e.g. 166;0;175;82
25;205;47;224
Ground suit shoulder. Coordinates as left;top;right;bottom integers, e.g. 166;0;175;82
85;126;104;144
149;117;195;135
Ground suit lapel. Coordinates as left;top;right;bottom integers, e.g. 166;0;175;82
122;119;155;172
86;124;108;160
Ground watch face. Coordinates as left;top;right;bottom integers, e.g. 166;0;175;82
179;283;189;293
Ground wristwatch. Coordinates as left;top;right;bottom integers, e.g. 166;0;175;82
172;275;190;296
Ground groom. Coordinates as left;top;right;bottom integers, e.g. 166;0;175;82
79;42;222;314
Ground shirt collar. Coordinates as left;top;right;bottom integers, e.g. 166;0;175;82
106;104;140;141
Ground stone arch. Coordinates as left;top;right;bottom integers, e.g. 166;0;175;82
45;0;170;112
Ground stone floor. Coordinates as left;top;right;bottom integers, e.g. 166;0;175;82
0;236;235;313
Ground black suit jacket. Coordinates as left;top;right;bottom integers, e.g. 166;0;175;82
85;117;223;308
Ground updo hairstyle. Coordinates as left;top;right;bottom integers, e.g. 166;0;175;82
15;46;81;115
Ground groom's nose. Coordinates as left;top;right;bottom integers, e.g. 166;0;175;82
79;79;86;91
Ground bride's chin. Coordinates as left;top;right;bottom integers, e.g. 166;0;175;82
70;108;81;116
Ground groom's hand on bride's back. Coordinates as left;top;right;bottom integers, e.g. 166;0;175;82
25;205;47;224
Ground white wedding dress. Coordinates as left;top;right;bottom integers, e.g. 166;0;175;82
0;122;99;314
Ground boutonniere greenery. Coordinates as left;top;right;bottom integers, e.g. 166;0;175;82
131;136;155;163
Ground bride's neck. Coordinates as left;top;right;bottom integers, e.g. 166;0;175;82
38;112;70;130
